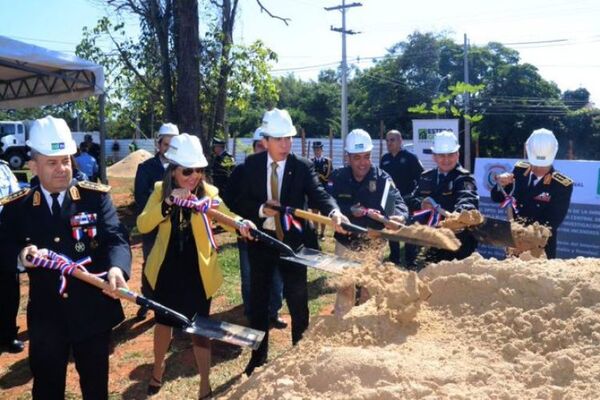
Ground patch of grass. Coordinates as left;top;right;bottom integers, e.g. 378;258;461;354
216;242;243;306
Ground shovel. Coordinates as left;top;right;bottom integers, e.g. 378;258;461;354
26;254;265;350
424;198;516;248
204;208;361;274
266;204;461;251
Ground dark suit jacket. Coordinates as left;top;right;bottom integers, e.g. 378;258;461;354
232;152;337;250
0;180;131;341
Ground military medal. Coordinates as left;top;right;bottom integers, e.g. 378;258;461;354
75;241;86;252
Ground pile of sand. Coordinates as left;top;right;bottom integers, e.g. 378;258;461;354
510;221;552;257
107;149;153;178
224;254;600;399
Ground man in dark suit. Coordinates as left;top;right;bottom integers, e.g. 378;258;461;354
133;122;178;319
231;108;348;376
491;128;573;258
0;116;131;400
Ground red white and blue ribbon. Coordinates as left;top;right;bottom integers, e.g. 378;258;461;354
30;251;103;295
170;195;220;250
283;207;303;232
412;208;441;227
499;195;518;214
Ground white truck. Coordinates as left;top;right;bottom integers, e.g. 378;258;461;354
0;120;29;169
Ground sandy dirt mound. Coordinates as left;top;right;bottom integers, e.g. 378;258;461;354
509;221;552;257
107;149;153;178
223;254;600;399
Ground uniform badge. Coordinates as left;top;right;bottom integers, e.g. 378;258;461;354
369;180;377;193
463;182;475;191
75;241;86;252
448;181;453;191
33;191;41;206
70;186;80;201
90;239;99;249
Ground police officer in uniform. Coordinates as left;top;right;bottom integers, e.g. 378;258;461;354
210;138;236;194
380;129;424;266
408;131;479;265
0;160;24;353
311;141;332;239
0;116;131;400
491;128;573;259
327;129;408;314
134;122;179;319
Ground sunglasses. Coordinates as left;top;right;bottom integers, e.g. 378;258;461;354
181;167;204;176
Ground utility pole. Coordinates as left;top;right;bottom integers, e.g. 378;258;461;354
463;33;471;171
325;0;362;147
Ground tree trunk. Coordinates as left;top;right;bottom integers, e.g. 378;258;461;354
211;0;237;142
149;0;175;122
173;0;203;146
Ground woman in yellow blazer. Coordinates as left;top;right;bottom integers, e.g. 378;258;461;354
137;134;254;399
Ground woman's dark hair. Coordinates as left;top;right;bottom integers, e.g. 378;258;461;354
161;163;205;202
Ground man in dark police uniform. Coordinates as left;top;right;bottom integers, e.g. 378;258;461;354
408;131;479;265
0;116;131;400
491;128;573;258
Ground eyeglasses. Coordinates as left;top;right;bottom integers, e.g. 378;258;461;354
181;167;204;176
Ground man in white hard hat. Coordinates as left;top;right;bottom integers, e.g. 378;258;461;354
0;160;24;353
407;130;479;266
133;122;179;319
327;129;408;314
230;108;349;376
0;116;131;399
492;128;573;258
222;126;287;330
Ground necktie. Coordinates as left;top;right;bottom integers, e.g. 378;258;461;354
270;162;284;240
51;193;61;219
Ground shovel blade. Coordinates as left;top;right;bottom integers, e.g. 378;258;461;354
281;247;361;274
374;228;461;251
469;217;516;247
184;315;265;350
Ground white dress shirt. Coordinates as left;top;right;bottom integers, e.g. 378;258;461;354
40;185;66;214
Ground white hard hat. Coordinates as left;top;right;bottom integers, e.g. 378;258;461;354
158;123;179;136
252;127;264;141
26;116;77;156
345;129;373;153
526;128;558;167
164;133;208;168
260;108;297;138
431;131;460;154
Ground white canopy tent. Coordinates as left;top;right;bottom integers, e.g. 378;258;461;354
0;35;108;181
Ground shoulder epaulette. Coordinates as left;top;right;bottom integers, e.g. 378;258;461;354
422;168;436;176
0;188;30;206
456;166;471;175
552;171;573;187
0;159;8;165
515;160;531;169
77;181;111;192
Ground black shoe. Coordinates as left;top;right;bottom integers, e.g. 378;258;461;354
2;339;25;353
269;316;288;329
135;306;148;321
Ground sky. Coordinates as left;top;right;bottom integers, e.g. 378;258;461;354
2;0;600;103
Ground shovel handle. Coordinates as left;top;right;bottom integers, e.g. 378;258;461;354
350;205;404;230
264;203;367;233
24;255;191;327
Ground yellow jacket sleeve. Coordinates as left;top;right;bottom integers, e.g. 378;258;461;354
137;182;167;234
